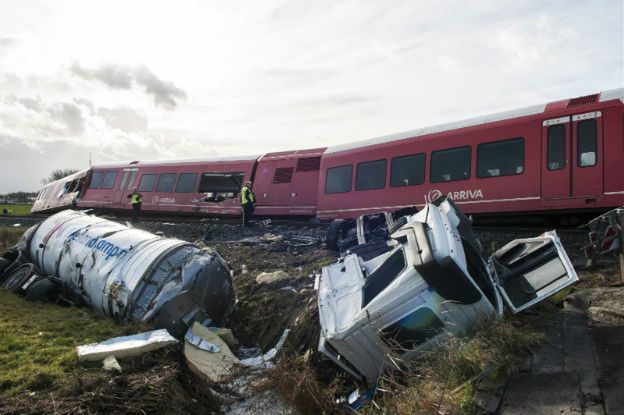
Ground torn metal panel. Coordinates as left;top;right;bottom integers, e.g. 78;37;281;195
317;198;578;385
22;210;236;337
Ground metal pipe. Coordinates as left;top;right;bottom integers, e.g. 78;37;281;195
21;210;235;337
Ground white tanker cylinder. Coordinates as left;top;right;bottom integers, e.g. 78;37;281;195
21;210;235;337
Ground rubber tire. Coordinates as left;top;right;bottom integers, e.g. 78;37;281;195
25;278;61;303
0;258;10;275
0;251;25;284
326;219;346;251
2;264;37;294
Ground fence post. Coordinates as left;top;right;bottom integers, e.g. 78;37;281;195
618;209;624;282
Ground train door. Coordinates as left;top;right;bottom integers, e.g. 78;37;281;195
254;160;296;208
114;168;138;206
541;111;603;199
289;156;322;209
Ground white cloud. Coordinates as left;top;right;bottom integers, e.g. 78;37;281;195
0;0;622;193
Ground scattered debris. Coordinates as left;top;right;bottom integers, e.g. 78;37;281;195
102;356;122;373
77;329;178;362
240;329;290;368
184;322;240;383
255;270;291;285
317;197;579;385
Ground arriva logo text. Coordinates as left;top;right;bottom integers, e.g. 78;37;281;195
152;196;176;205
427;188;484;201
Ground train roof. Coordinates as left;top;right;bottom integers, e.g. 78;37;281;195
91;154;260;169
325;88;624;155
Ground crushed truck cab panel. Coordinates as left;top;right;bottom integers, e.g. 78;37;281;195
317;198;578;385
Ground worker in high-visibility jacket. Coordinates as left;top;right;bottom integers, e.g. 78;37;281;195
241;181;255;227
127;187;143;222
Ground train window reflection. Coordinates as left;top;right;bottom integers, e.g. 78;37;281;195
89;172;104;189
156;173;177;192
477;138;524;178
325;165;353;194
391;153;425;187
547;125;566;170
430;146;471;183
356;159;387;191
138;174;158;192
578;119;597;167
101;171;118;189
175;173;198;193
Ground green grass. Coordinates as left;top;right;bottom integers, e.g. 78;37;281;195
0;227;24;252
0;204;33;215
0;290;132;396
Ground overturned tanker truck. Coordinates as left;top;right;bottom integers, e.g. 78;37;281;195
2;210;235;337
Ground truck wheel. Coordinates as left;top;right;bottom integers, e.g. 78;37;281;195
326;219;346;251
2;264;38;294
25;278;62;303
0;258;10;275
0;251;25;284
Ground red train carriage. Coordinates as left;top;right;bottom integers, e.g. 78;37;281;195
31;88;624;221
252;148;325;217
31;170;88;213
316;88;624;220
78;156;259;216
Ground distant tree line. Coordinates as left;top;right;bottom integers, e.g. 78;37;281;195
0;191;38;204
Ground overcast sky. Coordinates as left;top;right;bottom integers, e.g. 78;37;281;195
0;0;622;193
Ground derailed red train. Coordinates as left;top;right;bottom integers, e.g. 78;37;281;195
32;89;624;221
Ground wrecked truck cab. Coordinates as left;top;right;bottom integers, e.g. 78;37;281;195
317;198;578;385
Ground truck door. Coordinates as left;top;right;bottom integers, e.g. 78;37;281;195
541;111;603;200
491;231;578;314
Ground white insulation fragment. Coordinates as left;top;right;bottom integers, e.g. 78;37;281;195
77;329;178;362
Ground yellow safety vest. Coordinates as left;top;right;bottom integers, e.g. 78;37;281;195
130;193;142;204
241;186;254;205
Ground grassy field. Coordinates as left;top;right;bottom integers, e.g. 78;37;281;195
0;227;23;252
0;204;32;215
0;290;131;397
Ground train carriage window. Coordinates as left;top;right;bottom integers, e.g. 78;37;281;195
138;174;158;192
325;165;353;194
156;173;177;192
126;170;138;190
118;171;129;191
88;171;104;189
577;119;597;167
356;159;387;191
101;171;118;189
430;146;471;183
547;125;566;170
176;173;198;193
477;138;524;178
391;153;425;187
198;172;244;202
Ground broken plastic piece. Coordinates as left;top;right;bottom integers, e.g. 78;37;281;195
184;329;221;353
240;328;290;368
77;329;178;362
